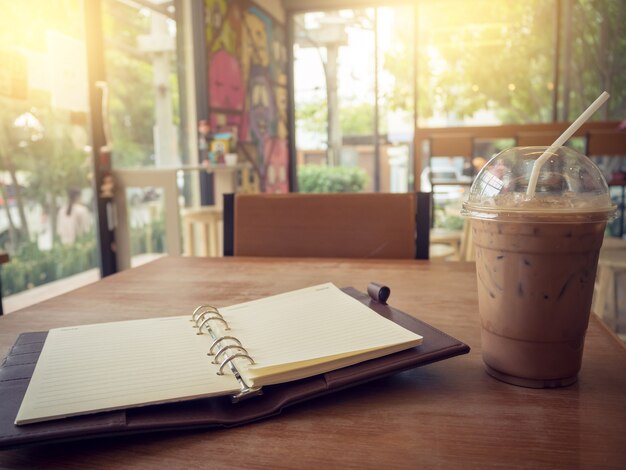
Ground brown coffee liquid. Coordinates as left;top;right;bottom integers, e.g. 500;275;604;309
472;218;606;387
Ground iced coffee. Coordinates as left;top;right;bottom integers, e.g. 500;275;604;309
463;147;614;388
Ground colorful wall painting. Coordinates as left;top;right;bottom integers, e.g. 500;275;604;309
205;0;289;193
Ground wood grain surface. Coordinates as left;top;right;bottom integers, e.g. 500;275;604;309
1;256;625;469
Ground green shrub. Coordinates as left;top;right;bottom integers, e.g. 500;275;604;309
0;216;166;296
130;216;165;255
297;165;367;193
1;235;98;296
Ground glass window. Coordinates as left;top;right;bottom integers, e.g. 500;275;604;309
102;0;181;265
417;0;556;126
103;0;180;169
561;0;626;121
293;6;414;193
0;0;98;308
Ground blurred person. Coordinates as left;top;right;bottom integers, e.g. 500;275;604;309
57;188;91;245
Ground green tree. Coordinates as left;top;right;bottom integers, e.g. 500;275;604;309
296;100;327;137
0;97;36;244
103;0;157;168
566;0;626;120
383;0;625;124
0;1;86;251
419;0;554;123
296;98;380;138
340;101;375;136
23;109;92;241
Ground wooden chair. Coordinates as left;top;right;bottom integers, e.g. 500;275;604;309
515;132;563;147
585;129;626;157
181;207;223;257
223;192;431;259
430;228;462;257
429;134;474;159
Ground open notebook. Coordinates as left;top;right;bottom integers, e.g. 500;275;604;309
15;283;422;425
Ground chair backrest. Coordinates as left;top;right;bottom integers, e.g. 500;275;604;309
586;129;626;156
429;134;474;158
515;131;563;147
224;192;431;259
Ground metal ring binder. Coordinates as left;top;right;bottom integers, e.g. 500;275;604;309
192;305;261;401
191;305;219;322
212;344;249;364
217;353;255;375
193;310;225;328
208;336;242;355
197;316;229;334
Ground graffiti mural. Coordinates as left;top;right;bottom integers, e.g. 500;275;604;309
208;49;245;133
205;0;240;55
263;137;288;193
205;0;288;193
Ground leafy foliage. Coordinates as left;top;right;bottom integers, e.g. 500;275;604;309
566;0;626;120
103;0;163;168
296;100;328;137
298;165;367;193
130;215;165;255
1;218;165;296
0;234;98;296
383;0;626;123
415;0;555;123
339;102;376;136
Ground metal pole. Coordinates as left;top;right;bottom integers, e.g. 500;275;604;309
287;12;298;191
326;44;341;166
373;8;380;192
413;2;420;192
552;0;562;122
561;0;573;120
84;0;117;277
191;0;214;204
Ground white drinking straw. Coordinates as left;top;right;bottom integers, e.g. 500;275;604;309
526;91;610;197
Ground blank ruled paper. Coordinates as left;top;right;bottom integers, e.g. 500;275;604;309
220;283;422;386
16;316;239;425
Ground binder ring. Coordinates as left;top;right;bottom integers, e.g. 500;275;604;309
191;305;219;322
208;336;242;355
194;309;225;328
196;316;229;334
217;353;255;375
212;344;250;364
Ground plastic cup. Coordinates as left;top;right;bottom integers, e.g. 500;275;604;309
462;146;615;388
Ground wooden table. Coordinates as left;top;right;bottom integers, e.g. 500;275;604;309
1;257;625;468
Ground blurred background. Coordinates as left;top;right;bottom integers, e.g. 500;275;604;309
0;0;624;314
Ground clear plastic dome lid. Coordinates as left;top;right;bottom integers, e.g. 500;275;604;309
462;146;615;221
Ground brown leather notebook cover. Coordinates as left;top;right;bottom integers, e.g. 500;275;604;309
0;287;470;449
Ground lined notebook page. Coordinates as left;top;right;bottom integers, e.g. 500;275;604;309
221;283;422;386
16;316;240;425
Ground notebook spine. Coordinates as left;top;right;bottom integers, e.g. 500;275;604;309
191;305;262;402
